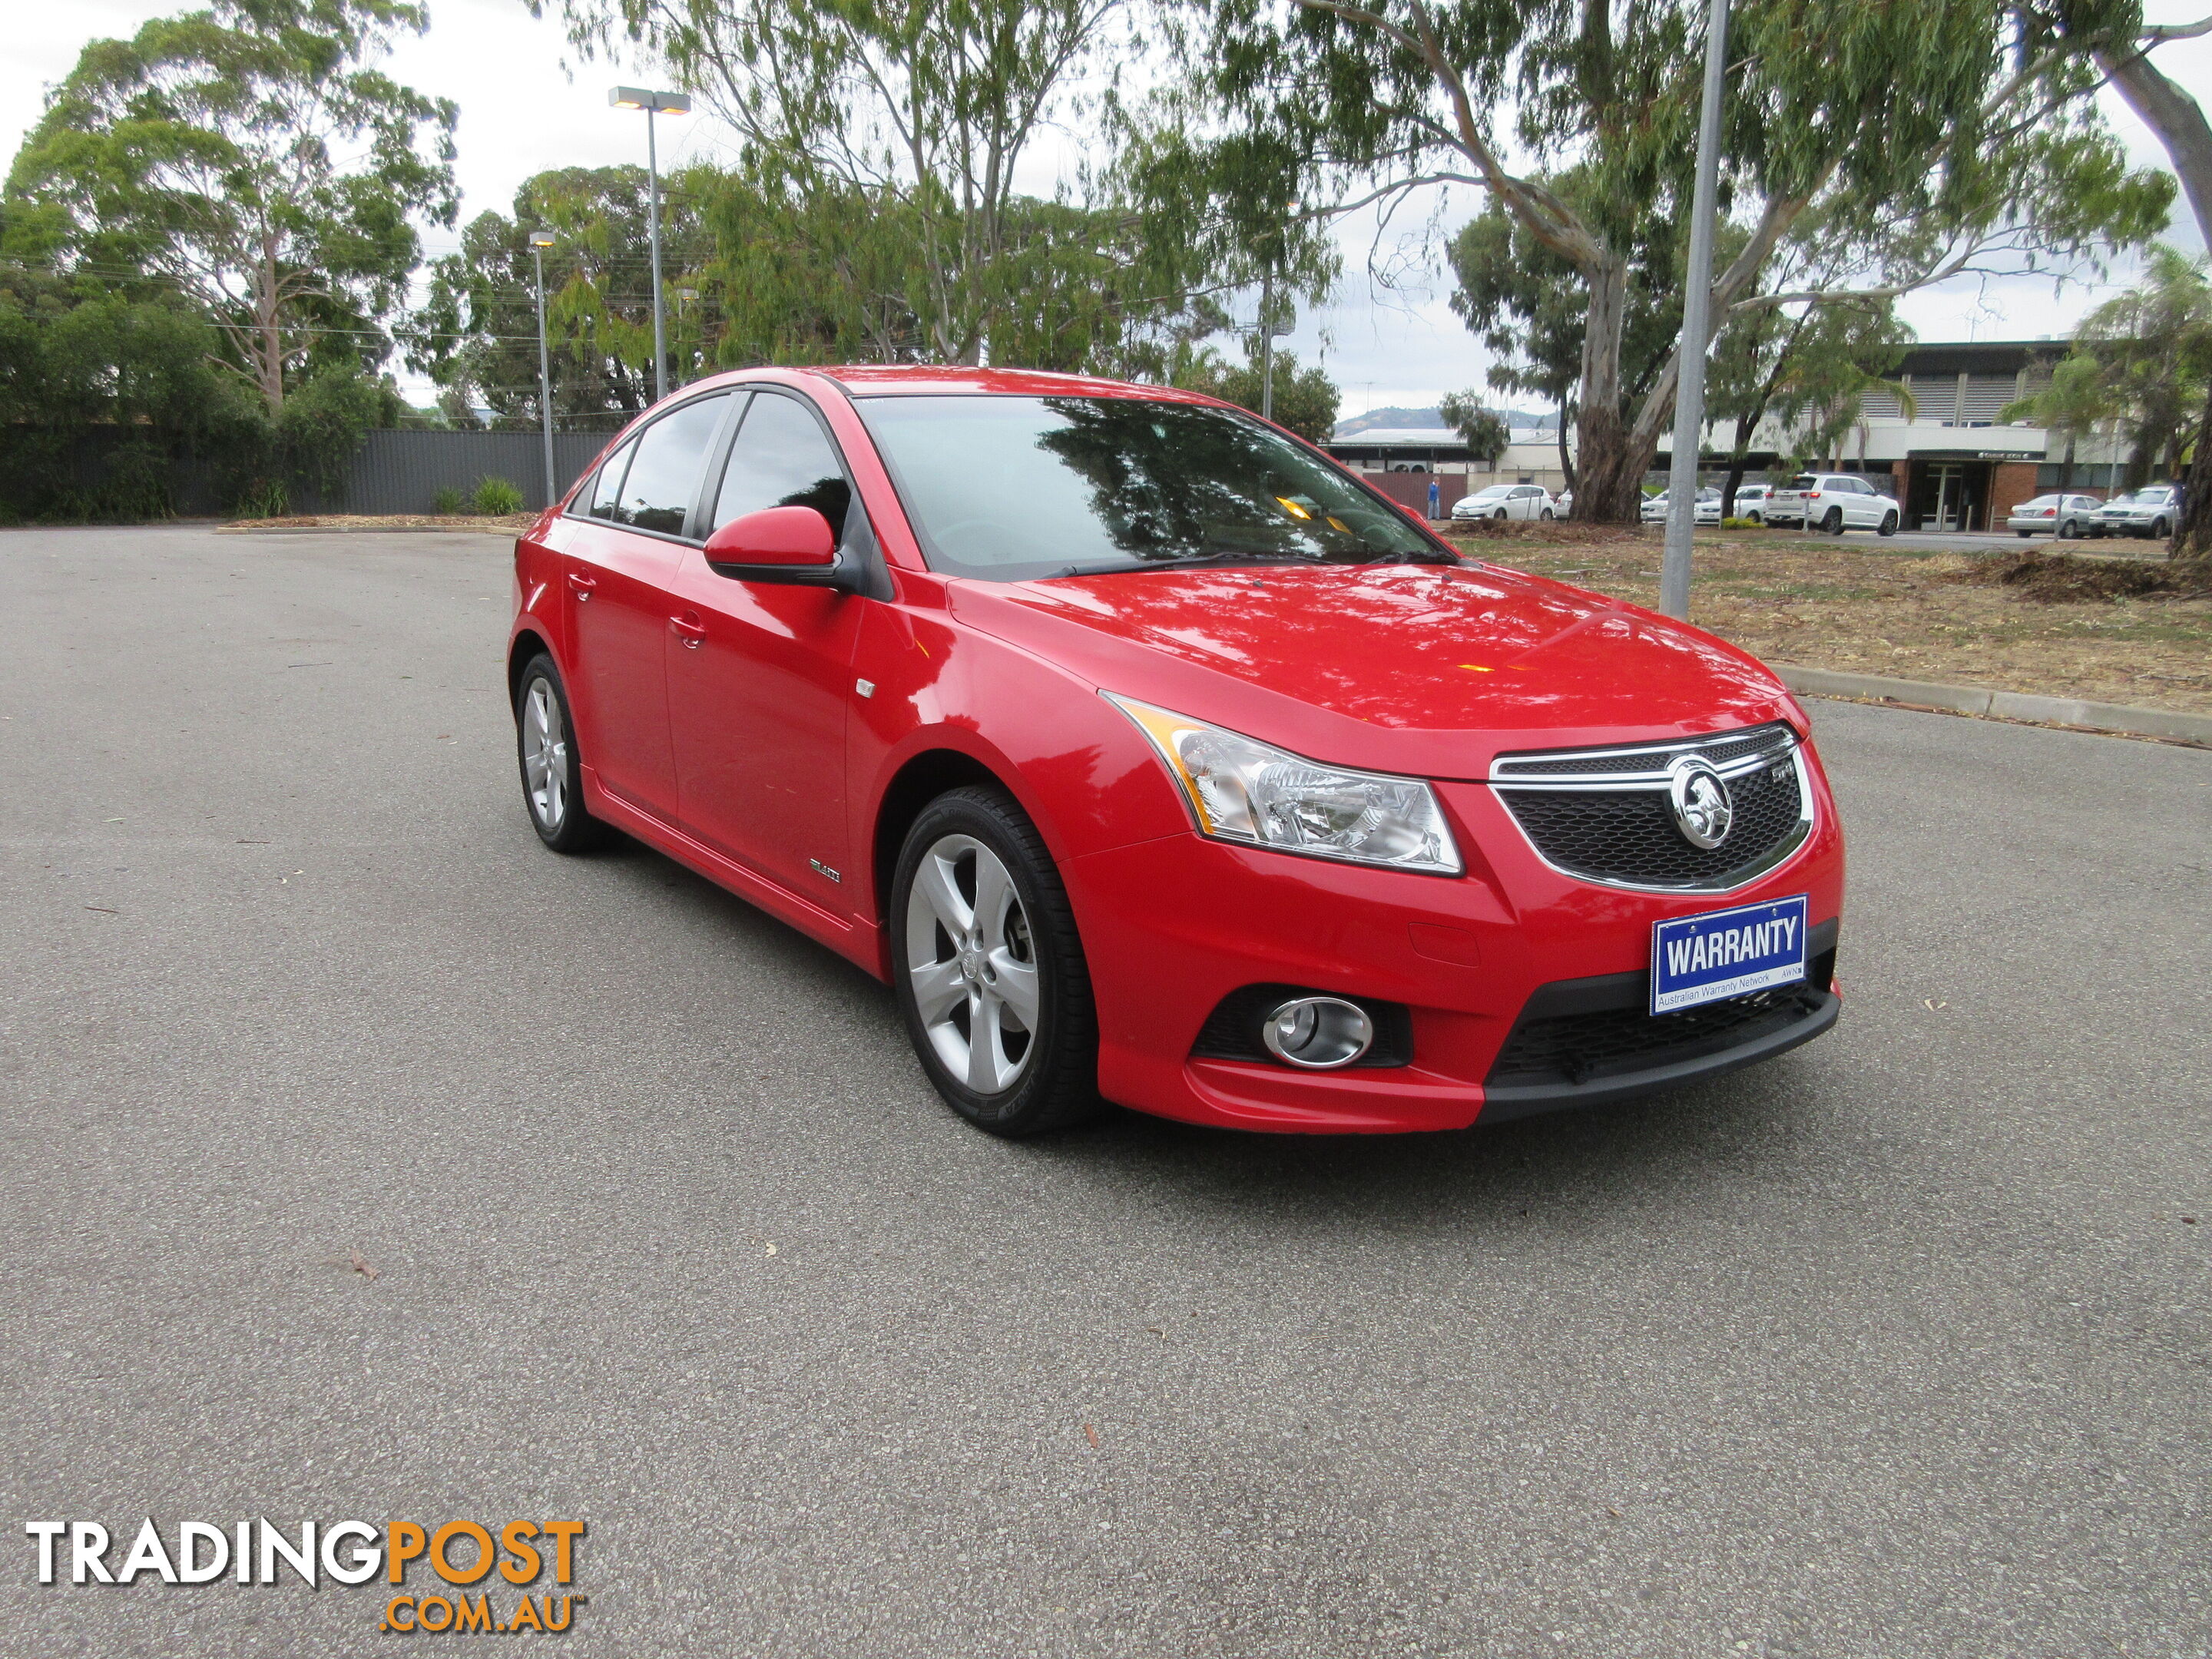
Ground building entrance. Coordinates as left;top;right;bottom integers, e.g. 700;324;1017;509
1906;459;1992;531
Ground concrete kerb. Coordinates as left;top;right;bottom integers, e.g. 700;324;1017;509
1774;663;2212;749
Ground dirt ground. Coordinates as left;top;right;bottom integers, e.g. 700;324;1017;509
222;512;538;532
1444;522;2212;715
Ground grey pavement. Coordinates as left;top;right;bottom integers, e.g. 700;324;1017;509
2;525;2208;1659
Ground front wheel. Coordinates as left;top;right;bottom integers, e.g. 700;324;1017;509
1879;510;1899;537
2152;518;2172;539
2059;518;2078;538
515;655;611;854
1823;507;1844;535
892;787;1101;1137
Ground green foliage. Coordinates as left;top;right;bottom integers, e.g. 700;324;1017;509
433;485;465;515
472;475;525;515
1170;341;1340;443
6;0;457;407
274;362;402;495
1435;392;1512;462
410;165;705;424
1164;0;2175;519
233;478;291;518
2056;247;2212;487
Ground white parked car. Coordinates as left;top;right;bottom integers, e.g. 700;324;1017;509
1452;482;1555;522
2100;484;2184;538
2007;492;2104;538
1764;472;1902;536
1641;488;1721;524
1730;484;1774;524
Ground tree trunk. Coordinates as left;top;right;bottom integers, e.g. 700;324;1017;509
2173;375;2212;570
1720;410;1756;518
1555;402;1578;495
2100;41;2212;563
1572;257;1645;521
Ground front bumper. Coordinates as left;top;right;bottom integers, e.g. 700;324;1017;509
1065;765;1846;1134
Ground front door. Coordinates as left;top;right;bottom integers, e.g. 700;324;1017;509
667;390;865;909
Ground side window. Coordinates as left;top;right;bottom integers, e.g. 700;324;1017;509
585;437;637;520
612;394;729;537
711;392;853;532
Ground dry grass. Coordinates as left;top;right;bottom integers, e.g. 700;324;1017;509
1442;524;2212;715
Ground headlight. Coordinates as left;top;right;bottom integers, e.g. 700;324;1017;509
1104;694;1462;875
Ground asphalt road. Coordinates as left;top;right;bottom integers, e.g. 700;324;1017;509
4;525;2208;1659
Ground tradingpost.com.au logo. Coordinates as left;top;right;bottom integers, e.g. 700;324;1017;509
28;1517;588;1634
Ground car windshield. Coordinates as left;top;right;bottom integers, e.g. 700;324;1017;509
1469;486;1512;500
2022;495;2062;508
853;394;1452;581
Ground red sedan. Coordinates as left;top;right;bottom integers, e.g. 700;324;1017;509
508;366;1843;1136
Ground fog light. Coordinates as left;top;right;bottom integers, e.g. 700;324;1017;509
1260;996;1375;1069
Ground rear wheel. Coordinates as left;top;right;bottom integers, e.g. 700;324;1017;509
1494;508;1508;521
1747;511;1763;525
1879;510;1899;537
1540;507;1554;521
515;655;611;854
891;787;1101;1137
1823;507;1844;535
2059;518;2078;538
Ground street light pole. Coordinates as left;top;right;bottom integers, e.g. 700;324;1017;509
609;88;692;405
529;230;556;510
1260;269;1276;422
1659;0;1732;621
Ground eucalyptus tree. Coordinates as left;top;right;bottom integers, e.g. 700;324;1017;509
540;0;1167;365
2048;246;2212;488
1167;0;2171;522
410;165;715;426
6;0;457;409
1435;391;1509;463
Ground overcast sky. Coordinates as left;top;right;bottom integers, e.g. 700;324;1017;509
6;0;2209;417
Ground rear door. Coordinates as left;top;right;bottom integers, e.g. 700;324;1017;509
666;389;866;908
560;393;731;823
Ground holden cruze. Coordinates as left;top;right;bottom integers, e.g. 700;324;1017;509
508;366;1843;1137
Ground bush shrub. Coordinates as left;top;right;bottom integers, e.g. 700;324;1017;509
472;475;525;515
433;485;465;514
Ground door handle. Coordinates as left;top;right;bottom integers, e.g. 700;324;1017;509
671;611;707;649
567;572;598;601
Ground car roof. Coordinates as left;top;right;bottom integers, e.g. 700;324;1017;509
806;364;1225;403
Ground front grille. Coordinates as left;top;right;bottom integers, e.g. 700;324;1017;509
1488;982;1828;1087
1489;724;1810;892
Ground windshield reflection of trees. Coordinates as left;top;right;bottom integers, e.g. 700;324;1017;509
1035;399;1426;563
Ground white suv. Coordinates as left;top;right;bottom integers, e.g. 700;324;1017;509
1765;473;1902;536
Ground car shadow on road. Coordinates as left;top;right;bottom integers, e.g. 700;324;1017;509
1028;1066;1836;1235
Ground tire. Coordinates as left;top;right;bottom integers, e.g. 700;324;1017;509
2017;529;2032;538
1540;507;1554;521
1494;508;1508;521
1747;512;1763;526
515;654;611;854
1879;510;1899;537
1823;507;1844;535
2152;518;2171;539
891;786;1101;1137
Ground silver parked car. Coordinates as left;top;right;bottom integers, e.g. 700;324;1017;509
2100;485;2184;538
1452;482;1555;522
2007;492;2104;538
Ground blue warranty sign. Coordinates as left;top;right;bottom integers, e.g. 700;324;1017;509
1651;894;1810;1015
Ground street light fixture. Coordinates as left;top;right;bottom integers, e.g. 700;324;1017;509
528;230;557;509
608;86;692;403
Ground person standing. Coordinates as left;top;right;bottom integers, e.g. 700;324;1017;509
1427;477;1442;520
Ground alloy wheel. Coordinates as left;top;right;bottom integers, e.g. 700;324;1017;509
904;833;1041;1094
521;678;566;831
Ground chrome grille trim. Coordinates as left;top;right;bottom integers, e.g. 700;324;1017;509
1488;726;1815;895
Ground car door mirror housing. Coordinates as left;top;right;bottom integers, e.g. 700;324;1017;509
706;506;838;568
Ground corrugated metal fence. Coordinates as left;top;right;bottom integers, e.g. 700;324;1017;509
310;429;618;515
